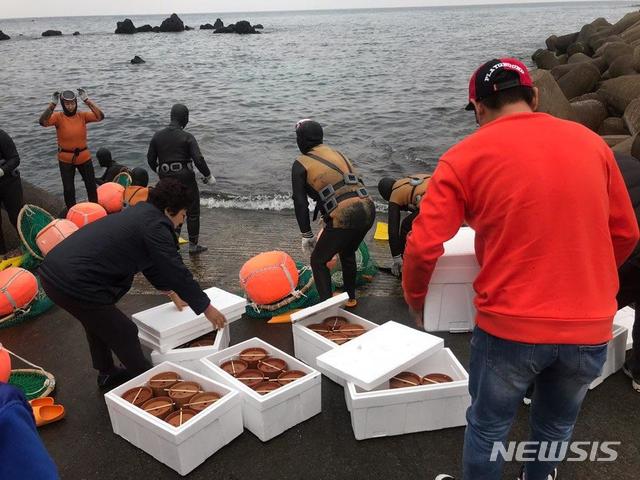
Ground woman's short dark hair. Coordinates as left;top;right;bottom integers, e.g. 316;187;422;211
147;178;193;215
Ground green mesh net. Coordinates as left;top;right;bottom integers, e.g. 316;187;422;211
17;204;55;261
245;263;321;319
331;242;378;288
0;278;54;330
113;172;132;187
8;369;56;400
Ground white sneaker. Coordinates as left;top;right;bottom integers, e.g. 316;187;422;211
622;363;640;392
518;467;558;480
434;475;455;480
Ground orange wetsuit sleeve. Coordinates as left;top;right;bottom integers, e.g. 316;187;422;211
81;111;99;123
42;112;60;127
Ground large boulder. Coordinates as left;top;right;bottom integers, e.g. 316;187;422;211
200;23;215;30
0;31;10;41
567;52;593;64
622;24;640;44
606;55;638;79
234;20;258;34
567;42;590;57
591;18;612;29
159;13;184;32
130;55;145;64
531;69;575;121
571;99;608;132
598;74;640;113
115;19;136;34
624;98;640;135
152;26;161;33
214;24;236;34
598;117;629;135
549;32;579;53
557;62;601;100
610;11;640;35
604;135;632;147
551;63;576;80
42;30;62;37
185;25;193;31
213;18;224;29
612;133;638;155
533;49;561;70
598;41;635;65
254;24;264;30
136;24;153;33
72;31;80;36
589;29;617;51
632;134;640;160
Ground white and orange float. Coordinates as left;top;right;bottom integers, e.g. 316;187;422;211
97;182;125;213
0;267;38;317
35;219;78;256
239;251;299;305
67;202;108;228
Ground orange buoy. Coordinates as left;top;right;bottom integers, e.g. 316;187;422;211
0;267;38;317
0;344;10;383
67;202;107;228
239;251;299;305
124;186;149;207
97;182;125;213
36;219;78;256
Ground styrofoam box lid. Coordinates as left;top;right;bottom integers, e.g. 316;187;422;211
316;321;444;391
132;287;247;338
290;292;349;323
429;227;479;284
613;306;634;351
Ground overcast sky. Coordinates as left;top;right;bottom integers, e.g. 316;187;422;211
0;1;625;19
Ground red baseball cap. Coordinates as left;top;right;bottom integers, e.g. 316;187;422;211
466;58;533;110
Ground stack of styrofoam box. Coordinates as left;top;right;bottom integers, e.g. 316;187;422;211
200;337;322;442
132;287;246;372
613;306;635;351
590;324;629;389
423;226;479;333
291;293;378;385
316;321;470;440
104;362;243;476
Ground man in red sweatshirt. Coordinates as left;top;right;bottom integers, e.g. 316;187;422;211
403;59;639;480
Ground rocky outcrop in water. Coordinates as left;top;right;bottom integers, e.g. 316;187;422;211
0;31;10;41
159;13;184;32
73;31;80;36
131;55;145;64
214;20;261;34
136;24;153;33
200;23;215;30
532;9;640;159
42;30;62;37
214;19;224;29
115;19;136;34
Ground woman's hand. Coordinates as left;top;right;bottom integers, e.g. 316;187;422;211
204;304;227;329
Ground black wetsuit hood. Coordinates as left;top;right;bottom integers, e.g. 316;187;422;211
131;167;149;187
170;104;189;129
296;120;323;154
378;177;396;202
60;90;77;117
96;147;113;168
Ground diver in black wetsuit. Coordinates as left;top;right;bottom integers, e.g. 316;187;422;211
147;104;214;255
0;129;24;256
95;147;128;185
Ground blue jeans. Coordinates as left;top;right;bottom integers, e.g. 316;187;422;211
462;327;608;480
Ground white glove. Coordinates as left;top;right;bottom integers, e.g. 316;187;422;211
77;88;89;102
301;235;316;256
50;91;60;104
202;174;216;185
0;168;4;178
391;255;403;277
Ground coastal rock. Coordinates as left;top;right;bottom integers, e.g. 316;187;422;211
612;133;638;156
571;99;608;132
567;42;590;57
214;24;236;34
159;13;184;32
606;55;638;78
0;31;10;41
254;24;264;29
567;52;592;64
571;92;604;103
557;62;601;100
42;30;62;37
589;29;616;51
545;35;558;51
557;54;569;65
130;55;145;64
73;31;80;36
152;26;161;33
598;117;629;135
610;11;640;35
200;23;215;30
531;69;575;121
136;24;154;33
549;32;579;53
592;56;608;74
598;42;635;65
632;134;640;160
235;20;258;34
604;135;632;147
115;19;136;34
214;18;224;29
591;18;612;30
533;49;561;70
598;74;640;113
185;26;193;31
624;98;640;135
551;63;576;80
622;24;640;44
578;23;598;45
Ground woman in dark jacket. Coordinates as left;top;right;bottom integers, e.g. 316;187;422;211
39;178;225;389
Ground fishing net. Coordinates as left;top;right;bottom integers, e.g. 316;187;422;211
245;263;321;319
17;204;55;261
113;171;132;187
5;349;56;400
0;277;54;330
331;242;378;288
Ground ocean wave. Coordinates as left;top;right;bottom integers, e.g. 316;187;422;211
200;193;388;212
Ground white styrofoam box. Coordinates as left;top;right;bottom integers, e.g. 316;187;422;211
200;337;322;442
133;287;247;339
150;326;231;373
291;293;379;385
316;321;444;391
104;362;243;476
344;348;470;439
590;325;629;389
424;227;479;333
613;306;635;351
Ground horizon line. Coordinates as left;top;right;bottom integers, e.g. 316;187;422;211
0;0;634;21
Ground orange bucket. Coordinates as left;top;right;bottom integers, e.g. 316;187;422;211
0;267;39;317
67;202;107;228
36;219;78;256
239;251;299;305
124;186;149;207
97;182;125;213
